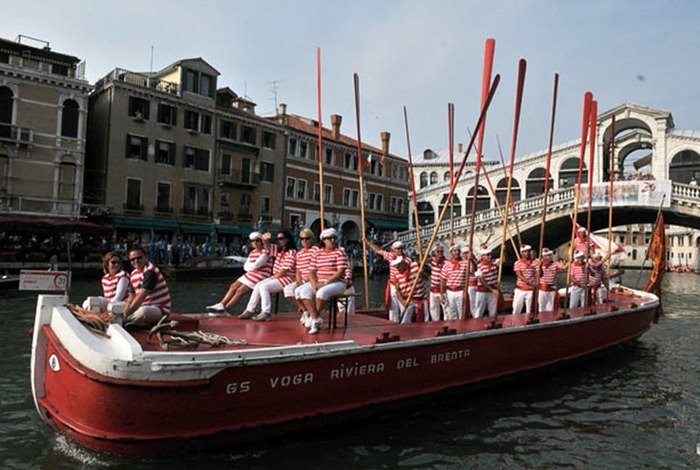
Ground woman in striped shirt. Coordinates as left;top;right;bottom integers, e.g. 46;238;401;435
299;228;348;334
240;230;297;321
207;231;272;316
82;251;129;312
293;228;320;326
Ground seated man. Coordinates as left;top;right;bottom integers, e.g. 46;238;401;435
123;247;171;326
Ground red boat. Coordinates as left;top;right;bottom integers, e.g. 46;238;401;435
30;287;659;456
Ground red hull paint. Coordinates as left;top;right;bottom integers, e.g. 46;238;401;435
32;291;657;456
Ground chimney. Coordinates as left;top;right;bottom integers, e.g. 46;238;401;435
278;103;287;116
331;114;342;140
458;143;463;154
381;131;391;157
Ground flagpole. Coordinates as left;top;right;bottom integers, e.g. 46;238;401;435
403;106;423;259
354;73;370;310
584;100;597;312
316;48;325;231
532;72;559;317
563;92;593;318
496;59;527;315
403;75;501;302
606;114;616;302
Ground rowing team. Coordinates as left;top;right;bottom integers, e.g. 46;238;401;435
365;236;624;323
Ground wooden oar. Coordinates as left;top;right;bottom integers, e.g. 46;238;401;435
403;106;423;259
448;103;455;245
316;48;325;231
353;73;371;310
606;114;616;302
583;100;597;311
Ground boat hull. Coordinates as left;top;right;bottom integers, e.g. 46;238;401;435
32;294;657;456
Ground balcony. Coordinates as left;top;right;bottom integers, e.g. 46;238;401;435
260;213;272;223
123;202;144;212
0;123;33;145
217;211;233;221
218;169;260;188
94;68;180;95
237;212;253;223
0;194;80;217
181;206;212;218
154;205;173;214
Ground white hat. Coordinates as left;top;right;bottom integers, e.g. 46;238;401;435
574;251;585;259
520;244;532;252
592;251;603;259
541;247;553;256
390;256;405;267
433;243;444;252
450;243;461;252
320;227;338;240
391;241;404;249
461;244;471;253
249;231;263;241
577;226;587;233
479;246;491;256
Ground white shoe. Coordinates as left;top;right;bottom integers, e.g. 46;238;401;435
252;312;271;322
206;302;225;312
207;310;227;317
299;311;309;324
304;316;314;328
309;317;323;334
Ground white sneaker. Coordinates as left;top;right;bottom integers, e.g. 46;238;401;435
239;310;255;320
299;311;309;324
207;310;227;318
206;302;225;312
304;316;314;328
309;317;323;334
252;312;271;322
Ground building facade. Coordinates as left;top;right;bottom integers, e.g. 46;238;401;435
0;36;90;219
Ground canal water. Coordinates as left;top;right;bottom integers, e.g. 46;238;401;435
2;271;699;468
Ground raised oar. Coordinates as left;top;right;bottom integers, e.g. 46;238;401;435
606;114;616;302
448;102;455;245
404;75;501;303
495;136;524;249
316;48;325;231
403;106;423;260
532;72;560;318
496;59;527;315
353;73;370;310
584;100;598;312
563;91;593;318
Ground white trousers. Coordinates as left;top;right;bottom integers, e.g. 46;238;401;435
512;288;533;315
475;291;497;318
569;286;587;308
246;278;285;314
337;285;356;314
429;291;442;321
444;290;464;321
388;284;400;322
538;290;556;313
467;285;477;316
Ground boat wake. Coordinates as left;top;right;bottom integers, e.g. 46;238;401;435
52;435;112;467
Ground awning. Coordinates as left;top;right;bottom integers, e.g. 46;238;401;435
216;225;253;236
178;223;213;235
366;218;409;231
112;217;179;231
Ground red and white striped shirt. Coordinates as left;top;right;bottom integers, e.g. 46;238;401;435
574;235;592;255
476;259;498;291
514;258;537;290
102;270;128;301
571;261;589;287
129;262;171;314
243;248;273;285
295;246;319;283
539;260;567;290
384;252;412;280
429;256;445;292
273;248;297;287
392;261;425;300
589;262;606;288
440;259;468;290
310;247;348;283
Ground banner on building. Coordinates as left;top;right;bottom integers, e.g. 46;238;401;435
579;180;671;208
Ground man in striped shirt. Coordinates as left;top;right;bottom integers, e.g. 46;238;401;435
391;256;427;323
365;238;410;323
512;245;537;315
461;244;478;316
293;228;319;326
428;244;446;321
569;251;588;308
124;247;171;326
440;244;468;321
537;248;568;313
474;246;499;318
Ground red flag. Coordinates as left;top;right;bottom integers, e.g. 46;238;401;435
644;213;666;296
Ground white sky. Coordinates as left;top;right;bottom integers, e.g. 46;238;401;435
4;0;700;161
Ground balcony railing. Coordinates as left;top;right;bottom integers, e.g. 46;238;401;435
154;205;173;214
181;207;212;217
0;194;80;217
0;123;33;144
94;68;180;95
218;170;260;187
217;211;233;221
123;202;144;212
237;212;253;222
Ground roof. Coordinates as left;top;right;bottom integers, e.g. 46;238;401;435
0;37;80;64
152;57;220;78
282;114;406;161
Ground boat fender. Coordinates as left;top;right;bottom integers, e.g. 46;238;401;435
374;332;400;344
435;327;456;337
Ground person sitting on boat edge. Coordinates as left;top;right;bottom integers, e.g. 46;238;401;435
81;251;129;313
364;238;410;323
300;228;348;334
206;231;272;316
239;230;297;322
512;245;537;315
428;243;446;321
293;228;319;326
123;247;171;326
391;256;427;323
474;245;499;318
440;244;468;321
537;248;568;313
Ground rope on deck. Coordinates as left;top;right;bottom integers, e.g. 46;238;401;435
147;316;248;350
65;304;114;338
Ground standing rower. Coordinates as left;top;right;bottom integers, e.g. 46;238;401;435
474;246;499;318
428;243;446;321
512;245;537;315
538;248;568;313
391;256;427;323
461;244;478;316
440;244;468;320
365;238;411;323
569;251;589;308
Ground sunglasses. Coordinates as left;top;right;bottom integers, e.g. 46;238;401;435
109;260;121;264
300;237;311;241
252;239;262;243
129;256;143;262
277;236;287;240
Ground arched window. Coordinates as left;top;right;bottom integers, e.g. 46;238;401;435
58;157;76;200
419;172;428;189
525;168;553;198
0;87;13;138
430;171;438;185
61;99;79;138
439;194;461;218
496;178;521;205
559;157;586;188
669;150;700;184
417;201;434;226
467;185;490;211
443;171;451;182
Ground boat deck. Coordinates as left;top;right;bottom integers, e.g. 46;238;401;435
131;289;654;353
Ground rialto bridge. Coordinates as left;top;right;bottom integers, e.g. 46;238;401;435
398;103;700;257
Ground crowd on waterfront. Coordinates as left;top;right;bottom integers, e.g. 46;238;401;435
87;224;624;335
